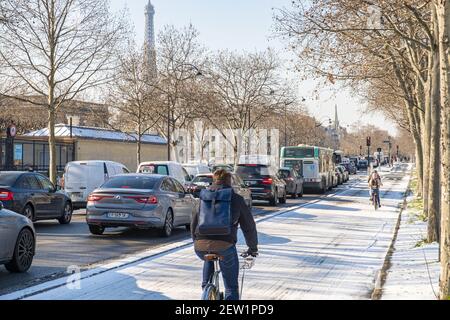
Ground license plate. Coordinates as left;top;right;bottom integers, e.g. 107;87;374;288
107;213;129;219
246;181;257;185
70;193;83;200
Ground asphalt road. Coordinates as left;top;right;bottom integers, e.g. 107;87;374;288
0;173;366;295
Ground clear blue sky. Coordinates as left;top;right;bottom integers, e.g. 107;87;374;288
110;0;398;136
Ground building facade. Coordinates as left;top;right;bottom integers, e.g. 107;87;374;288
172;121;280;167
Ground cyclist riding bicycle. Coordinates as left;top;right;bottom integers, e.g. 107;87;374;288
191;169;258;300
368;169;383;208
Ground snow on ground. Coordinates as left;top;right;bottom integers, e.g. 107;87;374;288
381;195;440;300
1;165;411;300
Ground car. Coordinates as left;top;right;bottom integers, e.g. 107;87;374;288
349;157;359;167
332;169;339;187
86;174;198;237
277;168;304;199
63;160;130;209
182;163;211;181
336;165;349;182
357;159;369;170
0;201;36;273
235;164;287;206
341;162;357;175
334;167;344;185
211;164;234;172
366;156;378;168
186;173;252;209
137;161;192;186
0;171;73;224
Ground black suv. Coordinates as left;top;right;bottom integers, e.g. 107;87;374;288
186;173;253;209
235;164;287;206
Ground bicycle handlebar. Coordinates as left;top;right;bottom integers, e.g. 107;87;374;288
240;251;258;258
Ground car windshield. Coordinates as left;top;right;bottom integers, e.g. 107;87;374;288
192;176;213;184
0;173;20;186
101;176;158;190
235;165;270;178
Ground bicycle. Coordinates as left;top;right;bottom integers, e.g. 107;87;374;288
201;251;257;300
371;188;380;210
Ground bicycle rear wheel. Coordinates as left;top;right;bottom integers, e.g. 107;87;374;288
201;284;220;300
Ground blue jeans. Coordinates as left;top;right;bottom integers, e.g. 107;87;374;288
195;245;239;300
370;188;381;206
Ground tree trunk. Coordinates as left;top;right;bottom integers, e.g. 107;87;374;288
423;75;432;222
413;131;424;196
436;0;450;300
428;21;442;243
48;108;57;185
137;137;141;168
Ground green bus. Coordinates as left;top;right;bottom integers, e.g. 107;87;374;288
280;145;335;193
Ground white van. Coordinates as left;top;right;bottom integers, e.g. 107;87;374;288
63;161;130;208
182;163;211;180
137;161;192;186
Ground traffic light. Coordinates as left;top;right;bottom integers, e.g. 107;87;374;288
366;136;371;147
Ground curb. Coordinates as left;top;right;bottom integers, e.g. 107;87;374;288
371;165;413;300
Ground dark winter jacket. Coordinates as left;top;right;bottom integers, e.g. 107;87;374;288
191;184;258;252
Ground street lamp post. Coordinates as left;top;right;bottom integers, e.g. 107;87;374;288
383;136;392;167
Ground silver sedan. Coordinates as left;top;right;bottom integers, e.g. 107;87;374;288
0;201;36;273
86;174;199;237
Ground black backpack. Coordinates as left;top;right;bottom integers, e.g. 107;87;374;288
198;187;233;236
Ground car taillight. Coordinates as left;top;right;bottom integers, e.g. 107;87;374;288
87;194;113;202
262;178;273;185
126;196;158;204
148;196;158;204
0;190;13;201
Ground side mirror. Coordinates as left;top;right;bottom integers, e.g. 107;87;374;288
48;185;56;193
0;201;3;210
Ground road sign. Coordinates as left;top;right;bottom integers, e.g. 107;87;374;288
7;124;17;138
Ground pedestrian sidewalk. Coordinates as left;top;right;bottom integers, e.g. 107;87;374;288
1;165;411;300
381;195;440;300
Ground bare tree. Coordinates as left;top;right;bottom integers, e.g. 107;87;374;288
274;0;445;241
434;0;450;300
202;49;289;164
150;24;207;162
0;0;127;183
104;46;163;167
